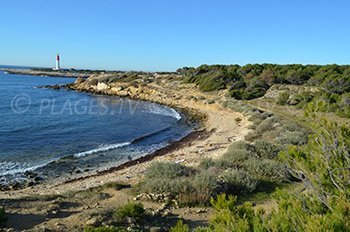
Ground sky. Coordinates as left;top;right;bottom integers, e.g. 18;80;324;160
0;0;349;71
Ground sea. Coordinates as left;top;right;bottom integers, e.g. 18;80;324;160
0;66;194;187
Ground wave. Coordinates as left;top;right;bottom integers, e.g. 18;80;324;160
0;160;57;176
73;142;131;158
73;126;172;158
143;104;182;121
131;126;171;143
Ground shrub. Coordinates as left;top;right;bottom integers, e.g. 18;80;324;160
192;170;219;198
277;92;290;105
145;162;192;179
243;158;289;182
114;202;145;221
254;140;282;159
199;158;216;169
170;220;189;232
221;169;258;193
140;177;193;195
0;207;6;227
277;131;308;145
220;141;256;167
209;194;264;232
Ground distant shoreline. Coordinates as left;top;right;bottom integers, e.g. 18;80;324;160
0;68;89;78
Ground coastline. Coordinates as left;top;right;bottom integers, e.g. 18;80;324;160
0;68;89;78
0;74;251;198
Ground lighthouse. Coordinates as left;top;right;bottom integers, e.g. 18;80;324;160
55;54;60;70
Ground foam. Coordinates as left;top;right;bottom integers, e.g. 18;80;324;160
144;104;182;121
73;142;131;158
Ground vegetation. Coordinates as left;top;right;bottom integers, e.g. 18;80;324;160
114;202;145;221
170;220;189;232
180;64;350;118
170;119;350;231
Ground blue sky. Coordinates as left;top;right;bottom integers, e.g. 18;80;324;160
0;0;349;71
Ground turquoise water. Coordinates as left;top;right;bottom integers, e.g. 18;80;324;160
0;69;193;186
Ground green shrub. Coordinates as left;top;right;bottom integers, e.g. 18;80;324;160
209;194;264;232
192;170;219;198
140;177;193;195
254;140;282;159
170;220;189;232
0;207;6;227
277;92;290;105
219;141;256;169
199;158;216;169
192;227;212;232
221;169;258;193
277;131;308;145
145;162;192;179
115;202;145;221
243;158;289;182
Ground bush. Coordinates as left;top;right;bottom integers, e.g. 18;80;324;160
114;202;145;221
243;158;289;182
199;158;216;170
0;207;6;227
192;170;219;199
277;131;308;145
170;220;189;232
221;169;258;193
145;162;192;179
140;177;193;195
246;117;281;141
220;142;255;167
209;194;262;232
277;92;290;105
254;140;282;159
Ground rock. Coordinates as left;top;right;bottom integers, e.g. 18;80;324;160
196;209;207;214
111;86;124;92
52;85;60;90
34;176;44;182
162;209;170;216
126;217;136;224
149;227;162;232
96;82;109;91
74;77;85;84
86;217;99;227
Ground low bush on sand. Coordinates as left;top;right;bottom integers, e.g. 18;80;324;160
145;162;193;179
114;202;145;221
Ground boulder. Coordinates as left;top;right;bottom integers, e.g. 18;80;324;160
74;77;85;84
96;82;109;91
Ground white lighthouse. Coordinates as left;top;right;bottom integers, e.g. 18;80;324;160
54;54;60;70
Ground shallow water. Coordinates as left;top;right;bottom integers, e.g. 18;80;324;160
0;69;193;186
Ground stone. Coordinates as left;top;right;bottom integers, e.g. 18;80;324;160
86;217;99;226
74;77;85;84
96;82;109;91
